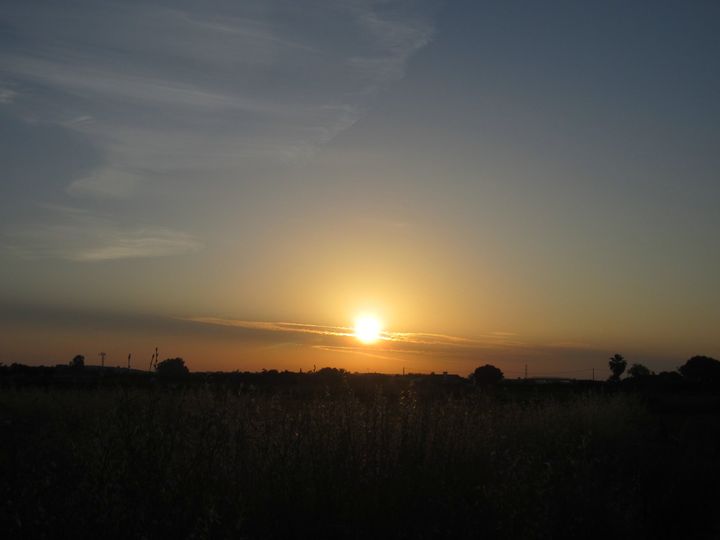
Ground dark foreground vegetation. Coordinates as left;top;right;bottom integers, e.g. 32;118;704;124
1;360;720;539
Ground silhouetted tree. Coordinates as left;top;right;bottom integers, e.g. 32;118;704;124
69;355;85;369
156;357;189;377
316;367;346;377
608;354;626;382
469;364;504;385
627;363;652;378
679;356;720;384
656;370;683;387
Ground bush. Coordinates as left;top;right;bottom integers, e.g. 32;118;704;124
627;363;652;378
679;356;720;384
155;357;189;377
469;364;503;385
69;355;85;369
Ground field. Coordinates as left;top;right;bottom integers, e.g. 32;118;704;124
1;378;719;539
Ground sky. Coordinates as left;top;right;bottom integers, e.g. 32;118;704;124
1;0;719;376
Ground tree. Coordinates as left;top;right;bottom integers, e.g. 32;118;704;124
155;357;189;377
679;356;720;384
469;364;504;385
316;367;346;379
608;353;626;382
69;355;85;369
627;363;652;378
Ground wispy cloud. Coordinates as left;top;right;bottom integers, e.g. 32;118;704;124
181;315;611;376
2;207;201;261
0;87;17;104
72;229;201;261
0;53;290;114
186;317;357;338
1;0;438;251
184;316;521;353
66;168;140;199
1;0;437;168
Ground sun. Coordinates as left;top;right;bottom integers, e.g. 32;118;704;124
354;315;382;344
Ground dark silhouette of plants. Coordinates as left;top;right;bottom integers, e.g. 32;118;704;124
608;353;626;382
469;364;503;385
155;357;189;377
316;367;347;381
69;355;85;369
627;363;652;378
679;356;720;383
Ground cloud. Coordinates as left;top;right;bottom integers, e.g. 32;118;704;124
67;168;140;199
0;53;285;113
180;315;617;376
72;229;201;261
0;88;17;104
348;2;434;86
0;302;626;376
1;0;437;168
184;316;523;354
2;207;201;261
0;1;438;258
185;317;356;339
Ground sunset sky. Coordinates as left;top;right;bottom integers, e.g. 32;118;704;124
1;1;718;376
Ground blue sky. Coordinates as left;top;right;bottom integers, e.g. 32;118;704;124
1;1;718;373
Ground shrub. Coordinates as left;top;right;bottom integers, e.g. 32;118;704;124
469;364;503;385
155;357;189;377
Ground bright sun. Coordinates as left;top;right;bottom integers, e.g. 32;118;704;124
354;315;382;344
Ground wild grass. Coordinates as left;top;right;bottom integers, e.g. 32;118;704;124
0;385;714;539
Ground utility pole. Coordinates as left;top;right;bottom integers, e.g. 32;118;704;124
592;368;595;382
402;366;405;376
127;353;131;370
99;352;106;368
524;363;528;380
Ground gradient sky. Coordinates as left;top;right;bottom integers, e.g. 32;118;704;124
1;0;718;376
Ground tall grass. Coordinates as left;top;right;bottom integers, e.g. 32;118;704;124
0;386;710;538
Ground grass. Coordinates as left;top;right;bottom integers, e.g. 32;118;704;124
0;384;717;539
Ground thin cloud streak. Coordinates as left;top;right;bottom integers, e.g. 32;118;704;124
184;316;521;351
0;87;17;104
2;206;201;261
1;0;438;256
312;345;406;364
72;230;201;261
0;53;321;115
186;317;357;339
181;316;613;374
66;168;140;199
